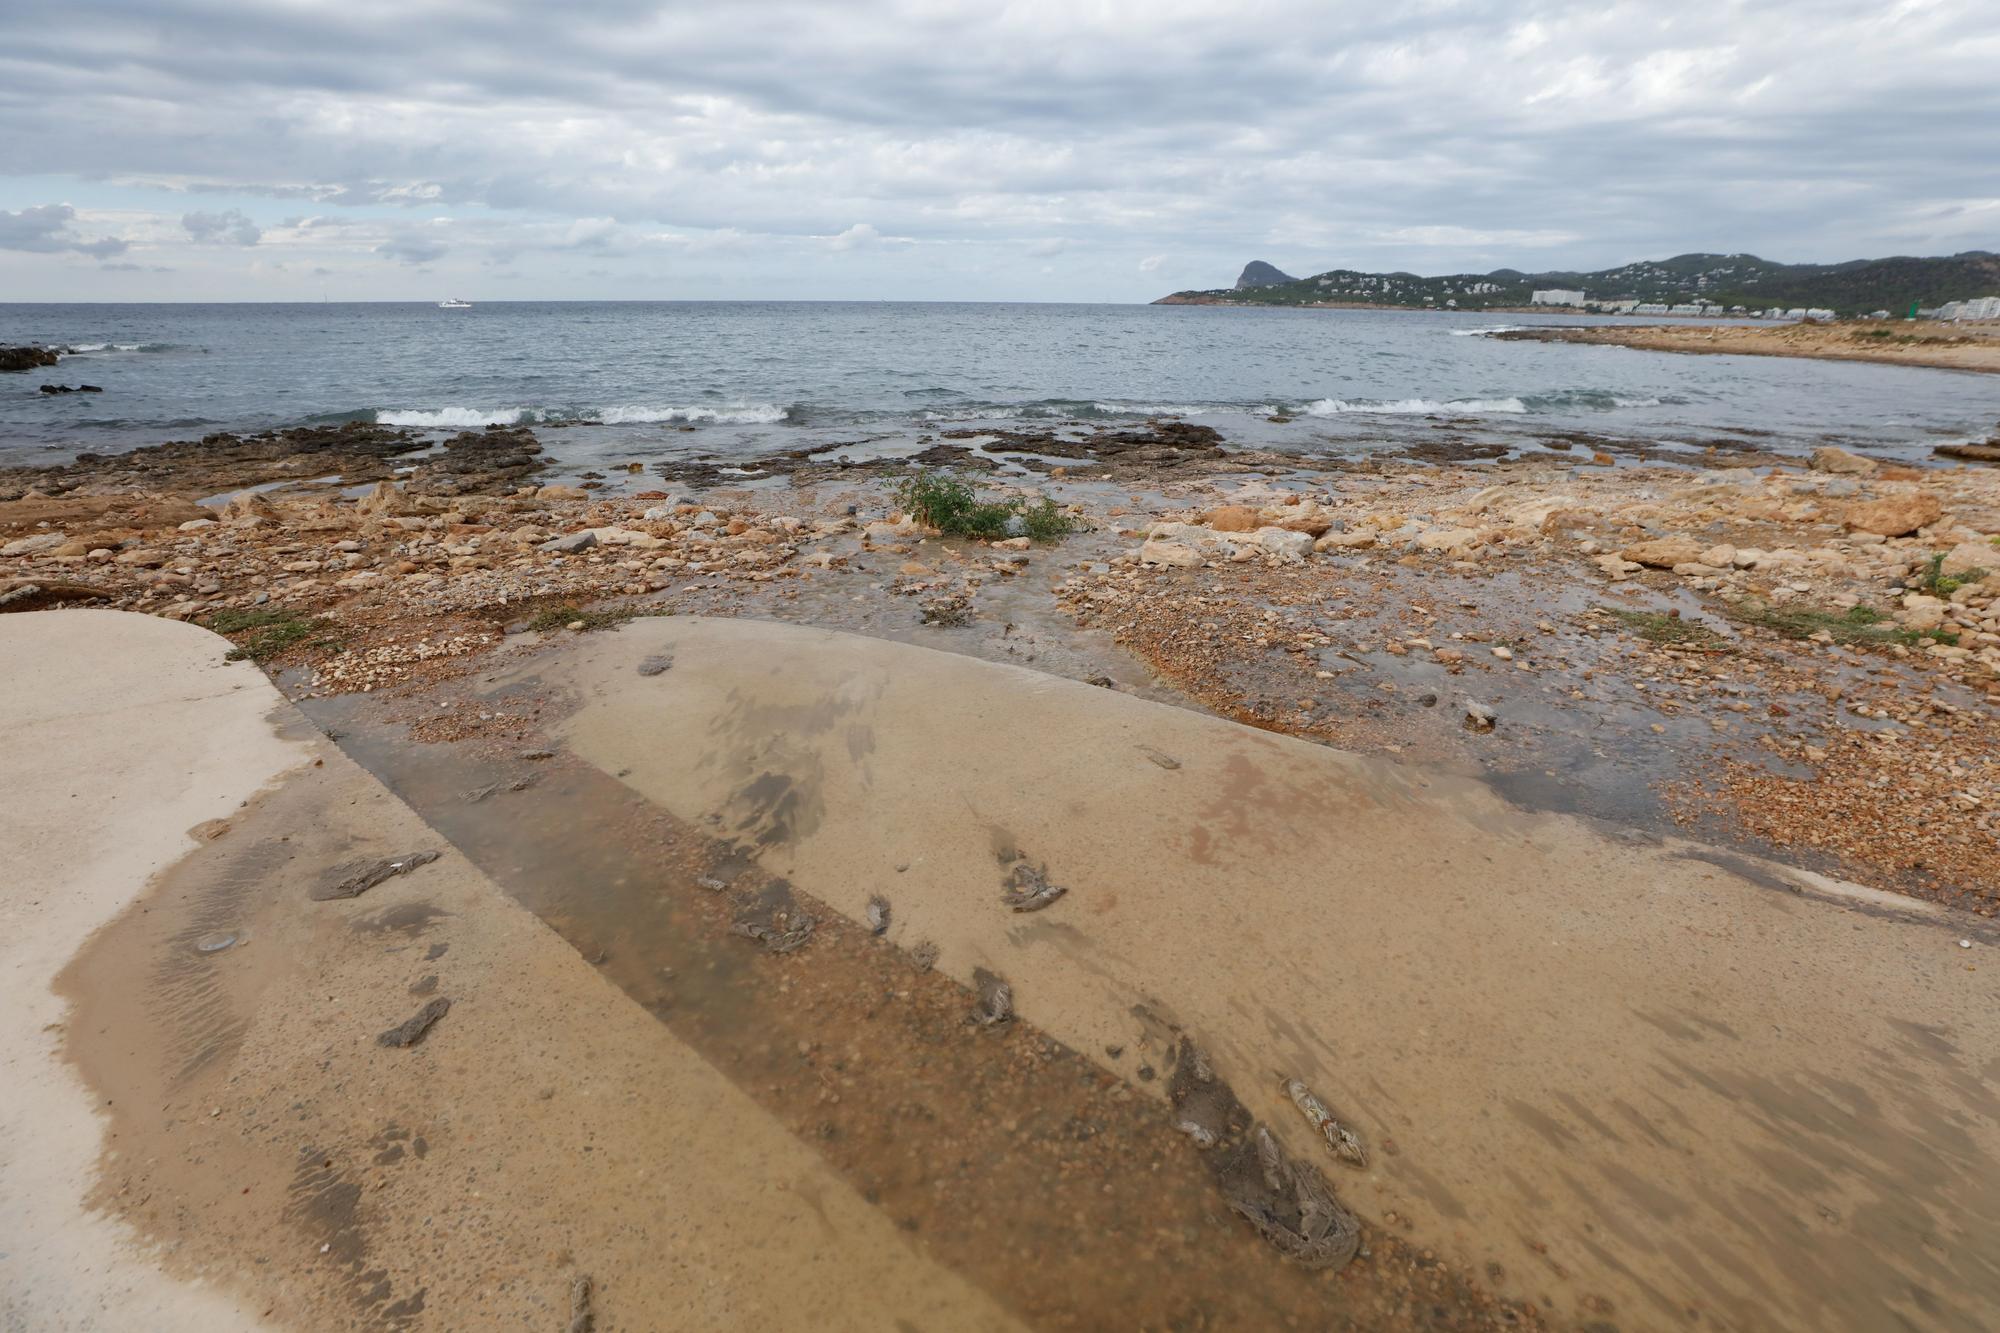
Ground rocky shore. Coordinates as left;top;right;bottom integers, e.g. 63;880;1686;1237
6;407;2000;1330
4;417;1998;906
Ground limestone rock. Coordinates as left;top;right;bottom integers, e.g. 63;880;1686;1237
1844;493;1943;538
1939;541;1996;578
1621;537;1704;569
1810;446;1878;476
1203;505;1261;533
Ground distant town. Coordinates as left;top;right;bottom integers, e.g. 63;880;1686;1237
1156;251;2000;320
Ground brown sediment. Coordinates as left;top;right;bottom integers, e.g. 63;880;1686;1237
55;708;1026;1331
1495;319;2000;374
535;615;2000;1331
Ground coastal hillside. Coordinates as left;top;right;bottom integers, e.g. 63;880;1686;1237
1157;250;2000;316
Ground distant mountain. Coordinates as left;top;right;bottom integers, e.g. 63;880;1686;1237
1158;251;2000;316
1234;260;1298;289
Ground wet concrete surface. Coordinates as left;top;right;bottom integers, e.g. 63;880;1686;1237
297;685;1529;1331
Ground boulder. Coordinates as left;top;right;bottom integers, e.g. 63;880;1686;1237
1415;527;1482;559
1809;446;1878;476
1621;537;1704;569
1203;505;1261;533
1939;541;1996;578
0;346;60;372
1139;539;1203;568
1;532;66;557
540;531;597;553
1255;527;1314;560
1844;493;1942;538
1315;530;1377;552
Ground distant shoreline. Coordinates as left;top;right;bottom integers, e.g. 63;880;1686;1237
1493;319;2000;375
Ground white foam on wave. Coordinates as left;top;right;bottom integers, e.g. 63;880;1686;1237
1611;396;1662;408
375;402;790;429
1449;325;1525;337
1304;396;1528;416
376;407;526;428
1089;401;1217;416
598;402;788;425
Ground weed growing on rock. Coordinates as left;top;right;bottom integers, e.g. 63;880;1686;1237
893;470;1078;541
1725;598;1957;648
206;607;339;661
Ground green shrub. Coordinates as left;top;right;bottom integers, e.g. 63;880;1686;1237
893;471;1078;542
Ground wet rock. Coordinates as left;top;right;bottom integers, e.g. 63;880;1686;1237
971;967;1013;1026
1844;492;1943;537
1937;441;2000;464
567;1275;594;1333
0;345;61;372
38;383;103;395
309;849;441;901
1282;1078;1368;1167
1168;1038;1360;1270
1810;445;1879;475
731;895;816;953
376;997;450;1048
1000;860;1068;912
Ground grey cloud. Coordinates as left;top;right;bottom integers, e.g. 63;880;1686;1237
0;203;128;258
182;208;262;245
0;1;1995;298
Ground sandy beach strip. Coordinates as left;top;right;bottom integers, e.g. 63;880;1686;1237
1495;319;2000;375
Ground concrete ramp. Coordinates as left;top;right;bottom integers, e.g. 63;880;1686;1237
556;615;2000;1332
0;611;1017;1331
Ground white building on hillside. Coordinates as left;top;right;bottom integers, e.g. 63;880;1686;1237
1531;288;1587;306
1939;296;2000;321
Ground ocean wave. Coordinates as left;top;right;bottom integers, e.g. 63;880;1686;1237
1304;397;1529;416
598;402;789;425
64;341;168;353
1448;325;1525;337
374;402;791;429
377;407;528;428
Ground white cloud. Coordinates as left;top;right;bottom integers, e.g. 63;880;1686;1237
0;0;1994;299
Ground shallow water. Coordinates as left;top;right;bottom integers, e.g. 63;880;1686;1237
4;301;1997;469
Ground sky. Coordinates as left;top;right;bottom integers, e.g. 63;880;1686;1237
0;0;1995;302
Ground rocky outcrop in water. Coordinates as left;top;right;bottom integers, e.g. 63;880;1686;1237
1;346;61;372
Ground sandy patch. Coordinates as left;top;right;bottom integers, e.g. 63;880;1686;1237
557;615;2000;1332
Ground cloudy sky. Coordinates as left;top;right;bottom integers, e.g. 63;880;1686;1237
1;0;1994;302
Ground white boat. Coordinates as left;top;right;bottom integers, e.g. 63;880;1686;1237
437;298;472;309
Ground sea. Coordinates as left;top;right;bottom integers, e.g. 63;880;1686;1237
3;301;1997;475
